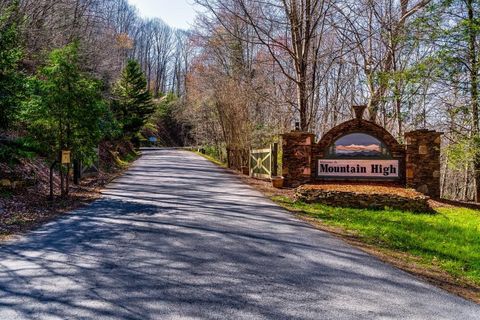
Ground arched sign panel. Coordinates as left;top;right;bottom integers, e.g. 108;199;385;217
318;133;399;179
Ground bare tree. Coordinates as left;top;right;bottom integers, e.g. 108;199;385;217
196;0;335;131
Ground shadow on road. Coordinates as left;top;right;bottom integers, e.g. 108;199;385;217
0;149;477;319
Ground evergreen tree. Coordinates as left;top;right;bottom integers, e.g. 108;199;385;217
22;42;107;164
0;1;24;130
112;60;154;139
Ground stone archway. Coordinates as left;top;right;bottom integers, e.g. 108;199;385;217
313;106;406;183
281;106;442;197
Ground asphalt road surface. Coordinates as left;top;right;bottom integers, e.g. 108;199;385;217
0;149;479;319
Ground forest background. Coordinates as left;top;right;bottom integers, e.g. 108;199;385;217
0;0;479;202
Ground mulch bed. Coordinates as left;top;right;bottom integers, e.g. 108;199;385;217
233;175;480;211
295;183;432;213
299;183;425;198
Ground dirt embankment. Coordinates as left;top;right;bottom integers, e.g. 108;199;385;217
0;140;136;240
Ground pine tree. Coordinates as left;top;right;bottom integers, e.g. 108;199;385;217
0;1;24;130
112;60;154;139
22;42;107;164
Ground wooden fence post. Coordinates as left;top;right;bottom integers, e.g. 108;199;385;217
272;143;278;177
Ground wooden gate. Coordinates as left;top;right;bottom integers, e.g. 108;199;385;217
249;143;278;179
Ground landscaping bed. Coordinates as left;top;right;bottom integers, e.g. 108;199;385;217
295;183;432;213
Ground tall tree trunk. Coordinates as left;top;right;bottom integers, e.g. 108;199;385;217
464;162;470;201
396;96;403;140
467;0;480;202
441;154;448;198
297;78;308;131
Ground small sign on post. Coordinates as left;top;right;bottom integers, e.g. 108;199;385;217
61;150;71;164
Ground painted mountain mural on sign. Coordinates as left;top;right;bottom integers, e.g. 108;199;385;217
336;144;381;153
332;133;386;157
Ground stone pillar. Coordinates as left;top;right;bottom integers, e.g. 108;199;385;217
405;130;442;198
281;131;315;187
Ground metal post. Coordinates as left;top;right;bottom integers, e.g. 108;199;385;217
73;160;81;185
65;163;70;196
60;165;64;197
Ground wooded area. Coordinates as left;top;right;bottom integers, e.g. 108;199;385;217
0;0;479;202
0;0;188;196
188;0;480;202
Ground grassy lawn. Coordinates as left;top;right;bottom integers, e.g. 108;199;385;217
273;196;480;287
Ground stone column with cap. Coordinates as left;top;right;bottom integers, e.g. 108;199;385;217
352;105;367;120
281;131;316;188
405;130;442;198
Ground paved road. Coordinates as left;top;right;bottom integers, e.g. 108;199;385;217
0;149;478;319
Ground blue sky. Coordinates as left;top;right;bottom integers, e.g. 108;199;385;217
128;0;198;30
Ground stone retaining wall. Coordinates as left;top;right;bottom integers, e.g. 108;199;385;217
295;187;432;213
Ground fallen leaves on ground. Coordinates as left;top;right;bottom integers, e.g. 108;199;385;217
0;158;123;240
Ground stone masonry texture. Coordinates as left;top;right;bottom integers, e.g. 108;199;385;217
405;130;442;198
281;119;442;198
281;131;315;188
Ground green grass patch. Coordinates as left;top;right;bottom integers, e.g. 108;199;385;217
273;196;480;286
112;150;139;169
193;151;227;168
122;151;139;164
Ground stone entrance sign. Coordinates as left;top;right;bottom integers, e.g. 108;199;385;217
281;105;442;198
